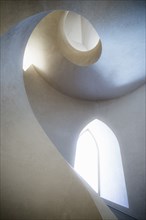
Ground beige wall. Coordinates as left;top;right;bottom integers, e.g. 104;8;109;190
24;63;146;220
0;1;117;220
0;12;105;220
0;1;145;219
0;0;84;35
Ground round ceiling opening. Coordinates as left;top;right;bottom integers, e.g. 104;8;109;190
64;11;100;52
58;11;102;66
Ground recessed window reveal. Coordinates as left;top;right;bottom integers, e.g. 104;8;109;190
74;119;129;208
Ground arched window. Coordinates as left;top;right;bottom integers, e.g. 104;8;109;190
74;119;129;208
74;129;99;193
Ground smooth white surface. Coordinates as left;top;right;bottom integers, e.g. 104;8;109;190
74;130;99;193
1;9;118;220
22;5;145;100
0;14;104;220
64;11;100;51
23;10;101;71
24;64;145;219
1;1;145;219
74;119;129;208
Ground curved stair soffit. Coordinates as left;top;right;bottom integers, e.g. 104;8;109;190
23;9;145;101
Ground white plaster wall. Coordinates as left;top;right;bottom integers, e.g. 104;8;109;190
20;2;145;100
0;13;103;220
24;64;146;220
1;1;145;219
0;6;117;220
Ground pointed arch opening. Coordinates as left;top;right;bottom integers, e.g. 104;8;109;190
74;119;129;208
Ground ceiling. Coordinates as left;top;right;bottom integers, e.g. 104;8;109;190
23;1;145;100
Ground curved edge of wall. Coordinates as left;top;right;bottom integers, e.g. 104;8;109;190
0;12;117;220
21;9;145;101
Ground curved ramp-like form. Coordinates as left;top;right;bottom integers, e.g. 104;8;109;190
1;11;117;220
23;9;145;100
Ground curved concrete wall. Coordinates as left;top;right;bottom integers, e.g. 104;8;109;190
21;4;145;100
24;62;146;220
1;1;145;101
1;1;145;220
0;10;117;220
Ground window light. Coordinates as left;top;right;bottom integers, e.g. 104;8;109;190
74;119;129;208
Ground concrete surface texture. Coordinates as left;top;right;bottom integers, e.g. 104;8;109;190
0;6;117;220
0;1;145;220
21;3;145;100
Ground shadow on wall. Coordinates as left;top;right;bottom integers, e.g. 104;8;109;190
22;9;145;101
